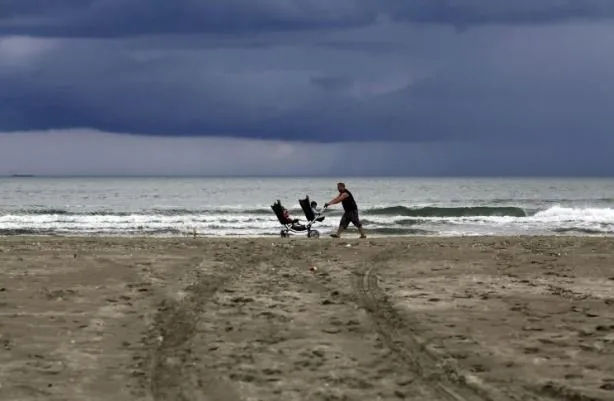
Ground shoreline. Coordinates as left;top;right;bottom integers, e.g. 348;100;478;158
1;235;613;400
1;233;614;240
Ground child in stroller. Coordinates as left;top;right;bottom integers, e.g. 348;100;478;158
310;200;321;217
271;197;325;238
281;207;305;230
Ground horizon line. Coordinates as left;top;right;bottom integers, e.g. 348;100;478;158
1;174;614;179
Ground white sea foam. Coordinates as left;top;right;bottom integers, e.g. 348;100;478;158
2;177;614;236
0;205;613;236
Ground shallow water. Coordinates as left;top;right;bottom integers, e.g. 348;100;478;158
1;177;614;236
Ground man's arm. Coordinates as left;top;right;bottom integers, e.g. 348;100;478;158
325;192;348;207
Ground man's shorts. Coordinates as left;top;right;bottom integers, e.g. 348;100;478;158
340;209;362;229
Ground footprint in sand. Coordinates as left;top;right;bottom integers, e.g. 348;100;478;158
600;379;614;391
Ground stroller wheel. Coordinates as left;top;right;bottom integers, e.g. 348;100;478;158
308;230;320;239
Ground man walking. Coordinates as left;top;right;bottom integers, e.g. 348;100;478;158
324;182;366;238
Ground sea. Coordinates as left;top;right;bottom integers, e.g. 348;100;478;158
1;177;614;237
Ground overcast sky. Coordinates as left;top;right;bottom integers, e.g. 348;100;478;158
1;1;614;176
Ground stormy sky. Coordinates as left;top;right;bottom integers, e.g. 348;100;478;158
1;1;614;176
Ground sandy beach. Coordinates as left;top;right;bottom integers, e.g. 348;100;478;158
0;236;613;401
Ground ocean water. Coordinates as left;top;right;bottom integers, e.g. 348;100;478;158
1;177;614;237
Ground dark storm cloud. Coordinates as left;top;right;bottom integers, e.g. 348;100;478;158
2;1;614;38
0;0;376;37
2;22;614;143
310;76;354;92
2;1;614;175
385;0;614;26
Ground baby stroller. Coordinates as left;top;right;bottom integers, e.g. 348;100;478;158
271;196;325;238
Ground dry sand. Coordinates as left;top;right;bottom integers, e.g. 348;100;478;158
0;235;613;401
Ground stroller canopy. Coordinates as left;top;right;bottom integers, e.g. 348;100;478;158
271;200;290;225
299;196;316;222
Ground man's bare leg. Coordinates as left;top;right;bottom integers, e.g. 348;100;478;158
358;226;366;238
330;226;345;238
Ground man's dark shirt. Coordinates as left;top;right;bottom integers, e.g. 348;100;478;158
340;189;358;212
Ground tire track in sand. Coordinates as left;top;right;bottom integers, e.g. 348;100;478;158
351;252;549;401
143;255;258;401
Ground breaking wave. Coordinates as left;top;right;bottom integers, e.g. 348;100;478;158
1;205;614;237
366;206;528;217
1;205;529;218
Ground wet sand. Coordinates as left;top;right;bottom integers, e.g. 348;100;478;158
0;236;613;401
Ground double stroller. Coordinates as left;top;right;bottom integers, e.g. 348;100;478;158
271;196;325;238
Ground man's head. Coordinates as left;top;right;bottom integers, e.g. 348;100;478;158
337;182;345;192
310;201;317;208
